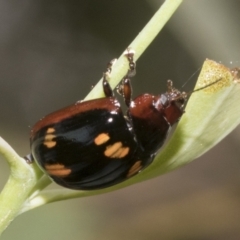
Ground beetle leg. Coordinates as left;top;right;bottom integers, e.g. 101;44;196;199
103;49;136;102
120;78;132;107
103;72;114;97
125;48;136;78
102;58;117;97
118;48;136;107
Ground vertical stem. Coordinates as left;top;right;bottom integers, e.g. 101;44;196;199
85;0;183;101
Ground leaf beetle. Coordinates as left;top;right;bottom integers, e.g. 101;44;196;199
28;50;187;190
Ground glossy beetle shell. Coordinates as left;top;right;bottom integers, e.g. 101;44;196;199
30;88;184;190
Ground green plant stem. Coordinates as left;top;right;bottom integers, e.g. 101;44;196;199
84;0;183;101
0;138;43;235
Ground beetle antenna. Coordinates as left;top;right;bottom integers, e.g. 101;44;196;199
175;78;222;100
191;77;222;94
181;67;201;89
171;78;223;102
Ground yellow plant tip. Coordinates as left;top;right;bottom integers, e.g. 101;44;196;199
196;59;234;93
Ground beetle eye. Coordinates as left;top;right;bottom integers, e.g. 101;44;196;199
174;98;185;109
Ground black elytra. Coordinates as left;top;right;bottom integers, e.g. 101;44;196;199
29;50;186;190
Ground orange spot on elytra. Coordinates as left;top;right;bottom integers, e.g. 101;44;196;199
104;142;122;157
44;141;57;148
46;127;55;134
111;146;130;158
127;161;142;177
45;163;71;177
44;128;57;148
44;133;57;148
104;142;130;158
94;133;110;145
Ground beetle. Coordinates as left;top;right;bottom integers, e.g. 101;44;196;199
29;50;186;190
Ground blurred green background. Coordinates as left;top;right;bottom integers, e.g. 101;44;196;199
1;0;240;239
